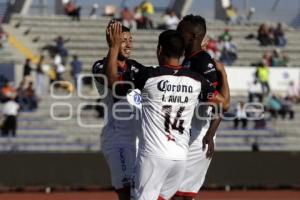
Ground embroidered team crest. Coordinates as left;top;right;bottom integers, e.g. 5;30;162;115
127;89;142;109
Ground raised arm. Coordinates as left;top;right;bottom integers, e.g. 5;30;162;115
105;22;123;88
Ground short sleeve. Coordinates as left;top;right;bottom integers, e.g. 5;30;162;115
92;60;106;81
92;60;106;95
190;52;218;86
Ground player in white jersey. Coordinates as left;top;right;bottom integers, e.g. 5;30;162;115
92;23;144;200
106;23;229;200
173;15;230;200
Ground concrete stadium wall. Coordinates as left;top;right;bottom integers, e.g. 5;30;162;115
0;152;299;189
226;67;300;96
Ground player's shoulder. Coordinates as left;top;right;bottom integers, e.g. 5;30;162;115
127;59;146;68
174;67;203;83
190;51;217;77
191;51;215;67
195;51;212;59
92;58;106;74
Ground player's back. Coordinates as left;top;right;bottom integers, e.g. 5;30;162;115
137;65;215;160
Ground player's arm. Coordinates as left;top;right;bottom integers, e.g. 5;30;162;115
202;60;230;158
202;116;221;159
105;22;122;88
214;60;230;111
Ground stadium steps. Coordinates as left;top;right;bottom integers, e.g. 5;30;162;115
6;14;300;68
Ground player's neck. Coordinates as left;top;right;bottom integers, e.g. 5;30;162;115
117;60;126;68
159;57;180;67
186;46;202;57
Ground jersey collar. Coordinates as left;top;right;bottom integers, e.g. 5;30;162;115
163;64;183;70
185;49;203;59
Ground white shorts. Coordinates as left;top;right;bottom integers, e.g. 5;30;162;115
131;154;186;200
175;140;212;198
102;146;136;190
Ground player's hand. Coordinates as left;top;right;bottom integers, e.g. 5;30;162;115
107;21;122;48
201;35;209;50
202;134;214;159
106;20;115;46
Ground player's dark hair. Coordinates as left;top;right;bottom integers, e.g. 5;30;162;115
158;30;184;58
180;14;206;39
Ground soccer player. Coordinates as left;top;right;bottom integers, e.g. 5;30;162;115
106;23;229;200
173;15;230;200
92;21;144;200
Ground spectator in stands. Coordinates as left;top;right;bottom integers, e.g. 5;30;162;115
274;23;287;47
63;0;81;21
225;5;238;24
234;101;248;129
0;81;16;103
54;36;69;65
279;97;294;120
256;62;270;95
54;54;65;81
136;0;154;29
257;23;274;46
206;35;221;59
1;94;19;137
253;106;266;129
70;54;82;89
261;51;272;66
121;7;137;30
220;38;237;65
219;28;232;42
36;55;46;97
89;3;99;19
266;94;282;119
159;9;180;30
22;82;38;111
23;58;32;80
134;6;143;29
248;78;263;102
286;81;300;103
271;49;288;67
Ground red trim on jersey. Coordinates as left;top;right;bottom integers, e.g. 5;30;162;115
117;61;128;71
186;49;204;59
208;90;219;102
163;64;183;70
175;191;198;197
157;196;166;200
116;61;127;82
212;81;218;87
